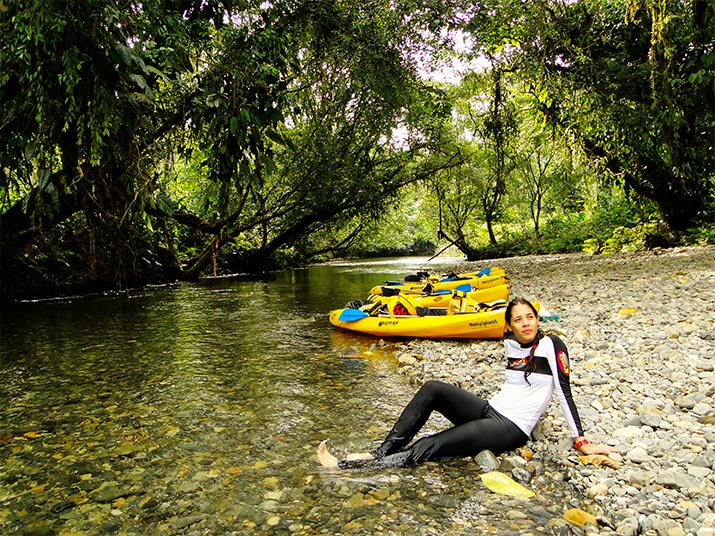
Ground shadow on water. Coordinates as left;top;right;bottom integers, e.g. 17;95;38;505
0;257;572;535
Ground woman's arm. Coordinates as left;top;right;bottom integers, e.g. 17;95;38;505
548;336;618;455
546;335;585;437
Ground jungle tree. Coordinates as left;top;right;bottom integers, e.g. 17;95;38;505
1;0;297;293
479;65;518;245
511;131;571;238
428;56;520;258
510;0;714;230
0;0;461;297
431;149;493;260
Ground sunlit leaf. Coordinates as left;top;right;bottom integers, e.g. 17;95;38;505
479;471;535;498
578;454;622;469
563;508;598;527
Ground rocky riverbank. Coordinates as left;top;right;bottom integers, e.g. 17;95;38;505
390;246;715;536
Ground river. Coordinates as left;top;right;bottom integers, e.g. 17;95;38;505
3;257;547;535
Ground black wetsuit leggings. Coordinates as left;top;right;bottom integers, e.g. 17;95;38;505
338;380;528;469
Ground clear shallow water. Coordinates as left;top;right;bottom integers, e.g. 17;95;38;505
0;257;570;535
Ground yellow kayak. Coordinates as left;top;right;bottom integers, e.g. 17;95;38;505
329;294;539;339
368;283;510;309
328;303;508;339
369;267;508;295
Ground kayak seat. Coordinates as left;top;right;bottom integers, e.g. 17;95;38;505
416;307;447;317
381;286;401;297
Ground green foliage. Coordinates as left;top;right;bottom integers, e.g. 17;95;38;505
538;213;591;254
534;0;714;230
344;193;437;257
2;0;457;297
686;224;715;246
404;178;663;260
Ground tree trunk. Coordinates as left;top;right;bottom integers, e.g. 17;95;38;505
0;173;82;256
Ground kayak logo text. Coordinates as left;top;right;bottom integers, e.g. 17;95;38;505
469;319;499;327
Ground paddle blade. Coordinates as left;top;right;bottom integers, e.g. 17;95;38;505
338;309;370;322
454;283;472;292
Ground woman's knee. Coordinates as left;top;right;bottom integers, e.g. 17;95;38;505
419;380;448;396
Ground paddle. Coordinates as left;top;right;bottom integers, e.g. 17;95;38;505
338;309;370;322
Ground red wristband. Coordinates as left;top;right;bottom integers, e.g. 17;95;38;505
574;438;589;450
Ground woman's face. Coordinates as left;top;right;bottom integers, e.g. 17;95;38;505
507;303;539;344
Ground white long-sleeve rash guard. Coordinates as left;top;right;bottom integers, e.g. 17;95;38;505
488;333;584;438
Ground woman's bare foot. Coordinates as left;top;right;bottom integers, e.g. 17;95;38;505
317;439;339;468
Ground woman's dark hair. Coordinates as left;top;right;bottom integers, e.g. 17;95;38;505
505;297;543;384
505;297;539;324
